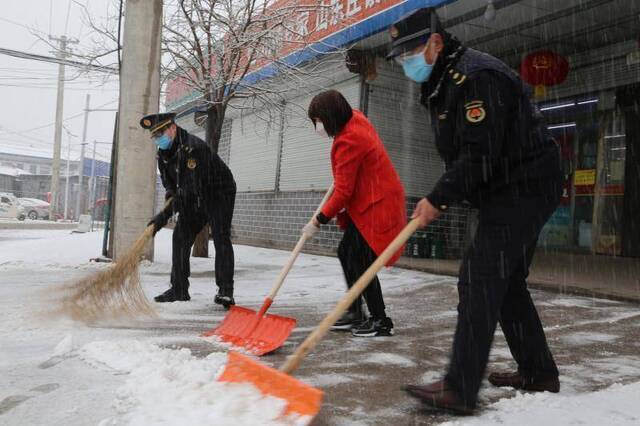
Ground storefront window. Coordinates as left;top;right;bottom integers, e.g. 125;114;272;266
592;115;626;255
538;95;629;255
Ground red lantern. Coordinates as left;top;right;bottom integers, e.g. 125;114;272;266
520;49;569;98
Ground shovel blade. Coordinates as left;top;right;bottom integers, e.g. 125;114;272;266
218;351;323;419
202;305;296;356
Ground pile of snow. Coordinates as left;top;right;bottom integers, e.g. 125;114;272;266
445;382;640;425
79;340;310;425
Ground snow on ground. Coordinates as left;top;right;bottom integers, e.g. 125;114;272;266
362;353;416;367
1;227;640;425
0;229;318;425
443;382;640;426
79;341;307;426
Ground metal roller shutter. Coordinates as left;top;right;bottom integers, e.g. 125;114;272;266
278;78;361;191
175;115;202;135
176;113;232;163
549;40;640;100
367;59;444;198
228;112;281;191
217;119;233;165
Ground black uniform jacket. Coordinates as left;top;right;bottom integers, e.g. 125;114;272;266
422;46;562;210
157;127;235;219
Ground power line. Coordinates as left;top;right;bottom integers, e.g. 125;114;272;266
0;128;50;145
0;17;48;37
0;68;62;77
0;47;118;74
0;98;117;136
64;0;73;35
117;0;124;70
0;83;119;91
0;77;115;84
49;0;53;35
0;142;111;163
0;75;118;86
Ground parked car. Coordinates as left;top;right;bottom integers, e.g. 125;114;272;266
0;192;26;221
18;198;50;220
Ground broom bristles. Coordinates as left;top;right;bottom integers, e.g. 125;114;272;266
60;225;158;322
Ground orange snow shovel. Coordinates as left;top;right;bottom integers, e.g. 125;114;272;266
218;217;421;420
202;185;335;355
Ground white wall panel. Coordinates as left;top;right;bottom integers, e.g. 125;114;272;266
228;112;280;191
278;78;361;191
367;59;444;198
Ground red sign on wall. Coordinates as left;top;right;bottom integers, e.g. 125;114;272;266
165;0;404;108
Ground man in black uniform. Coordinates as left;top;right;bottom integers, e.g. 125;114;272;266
141;113;237;308
386;8;562;414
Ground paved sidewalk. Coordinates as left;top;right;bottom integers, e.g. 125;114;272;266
2;229;640;425
397;251;640;303
0;220;77;230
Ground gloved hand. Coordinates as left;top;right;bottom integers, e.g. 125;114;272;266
302;221;320;237
147;212;169;236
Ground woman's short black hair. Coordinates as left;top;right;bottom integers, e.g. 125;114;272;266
307;90;353;137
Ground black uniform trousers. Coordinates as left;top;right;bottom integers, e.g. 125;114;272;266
170;190;236;295
445;179;561;408
337;221;387;319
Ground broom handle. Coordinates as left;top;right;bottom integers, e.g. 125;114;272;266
126;196;174;255
260;185;334;314
280;217;420;374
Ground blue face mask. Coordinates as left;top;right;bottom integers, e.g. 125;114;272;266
400;48;434;83
154;134;172;150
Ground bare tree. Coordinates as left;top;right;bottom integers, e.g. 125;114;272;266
163;0;341;152
165;0;352;257
30;1;122;82
68;0;353;257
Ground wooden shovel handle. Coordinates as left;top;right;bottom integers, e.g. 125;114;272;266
266;184;334;300
280;217;421;374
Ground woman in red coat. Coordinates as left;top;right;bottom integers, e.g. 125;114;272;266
307;90;407;337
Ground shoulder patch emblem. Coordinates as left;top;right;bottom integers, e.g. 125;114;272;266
449;69;466;85
465;101;486;123
454;74;467;85
187;158;197;169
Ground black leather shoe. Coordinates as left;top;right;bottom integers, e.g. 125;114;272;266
214;285;235;309
154;288;190;303
403;380;473;415
331;310;367;331
488;371;560;393
351;317;394;337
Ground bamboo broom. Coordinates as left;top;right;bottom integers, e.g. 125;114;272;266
60;202;174;322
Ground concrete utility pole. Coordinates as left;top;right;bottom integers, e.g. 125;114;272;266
91;140;97;211
48;35;78;221
75;94;91;220
75;95;117;221
112;0;162;260
63;139;71;220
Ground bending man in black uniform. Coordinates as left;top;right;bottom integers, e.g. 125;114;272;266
141;113;237;308
387;8;562;414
